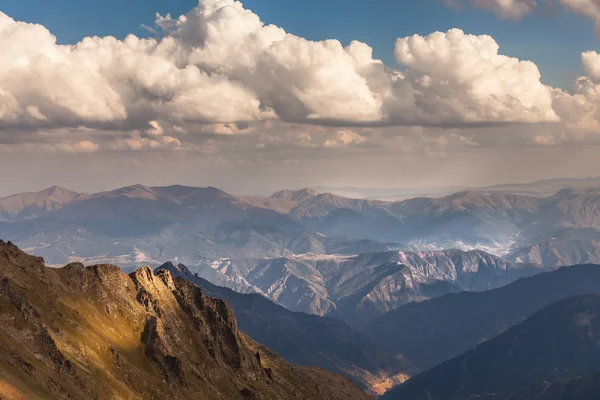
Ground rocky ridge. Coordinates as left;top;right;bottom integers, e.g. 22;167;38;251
0;240;370;400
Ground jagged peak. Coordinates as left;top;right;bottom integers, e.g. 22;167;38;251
130;265;177;293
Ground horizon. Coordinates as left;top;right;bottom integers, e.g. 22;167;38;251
2;174;600;199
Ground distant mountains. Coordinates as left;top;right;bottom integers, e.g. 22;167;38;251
365;264;600;370
382;294;600;400
191;250;542;325
0;240;370;400
157;261;415;394
4;184;600;269
5;183;600;327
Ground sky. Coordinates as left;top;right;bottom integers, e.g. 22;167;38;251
1;0;600;196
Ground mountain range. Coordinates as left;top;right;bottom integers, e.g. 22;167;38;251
188;250;542;325
157;261;415;394
365;264;600;370
5;183;600;326
3;184;600;268
0;240;370;400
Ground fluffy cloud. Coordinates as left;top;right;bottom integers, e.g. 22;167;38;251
394;29;558;124
0;0;560;134
551;53;600;136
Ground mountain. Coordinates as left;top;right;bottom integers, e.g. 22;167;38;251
191;249;541;325
0;240;370;400
157;262;415;395
382;294;600;400
508;238;600;268
4;183;600;274
365;264;600;370
0;186;84;222
0;184;406;266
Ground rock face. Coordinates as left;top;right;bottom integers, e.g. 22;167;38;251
382;294;600;400
365;264;600;370
158;262;415;394
0;240;371;400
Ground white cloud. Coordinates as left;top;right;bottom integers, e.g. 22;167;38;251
0;0;561;136
394;29;558;124
446;0;537;19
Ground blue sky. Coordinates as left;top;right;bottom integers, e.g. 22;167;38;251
0;0;597;89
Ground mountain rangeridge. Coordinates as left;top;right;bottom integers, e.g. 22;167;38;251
0;241;370;400
3;185;600;270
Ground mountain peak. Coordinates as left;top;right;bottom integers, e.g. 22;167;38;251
270;188;318;201
157;261;193;279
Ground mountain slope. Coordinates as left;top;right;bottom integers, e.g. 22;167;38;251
365;264;600;370
508;238;600;268
382;294;600;400
0;186;84;222
202;249;542;325
158;262;415;394
0;241;370;400
499;371;600;400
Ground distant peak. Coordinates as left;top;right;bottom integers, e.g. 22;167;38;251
270;188;318;201
156;261;192;278
42;185;79;196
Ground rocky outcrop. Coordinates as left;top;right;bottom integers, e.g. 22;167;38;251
158;261;416;394
0;240;371;400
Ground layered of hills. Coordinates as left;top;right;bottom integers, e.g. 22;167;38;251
3;184;600;269
365;264;600;369
157;261;415;394
382;294;600;400
190;249;541;324
508;238;600;267
0;241;370;400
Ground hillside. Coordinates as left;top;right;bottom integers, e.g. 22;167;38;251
157;262;415;394
0;241;370;400
365;264;600;369
383;294;600;400
195;249;540;325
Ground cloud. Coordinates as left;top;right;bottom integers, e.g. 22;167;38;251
446;0;600;31
324;129;367;148
551;65;600;137
557;0;600;32
0;0;560;135
445;0;537;19
394;29;558;124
